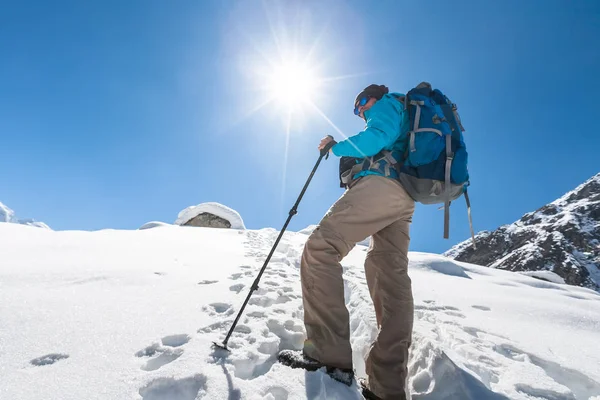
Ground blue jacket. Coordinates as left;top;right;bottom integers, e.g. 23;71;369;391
331;93;409;180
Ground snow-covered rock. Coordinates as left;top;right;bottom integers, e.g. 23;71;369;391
0;201;50;229
138;221;172;230
1;223;599;399
446;173;600;291
175;202;246;230
1;201;16;222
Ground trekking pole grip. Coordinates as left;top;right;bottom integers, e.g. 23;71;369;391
320;138;336;159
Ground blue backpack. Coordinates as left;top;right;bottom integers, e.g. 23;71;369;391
395;82;475;246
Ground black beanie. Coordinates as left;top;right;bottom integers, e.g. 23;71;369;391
355;84;389;104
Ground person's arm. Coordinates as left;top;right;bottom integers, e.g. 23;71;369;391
332;98;403;158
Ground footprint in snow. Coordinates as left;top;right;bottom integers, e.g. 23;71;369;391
135;334;191;371
198;320;232;334
415;304;459;312
197;280;218;285
264;386;289;400
154;272;166;276
140;349;183;371
139;374;207;400
30;353;69;366
472;305;491;311
444;310;466;318
243;319;303;365
248;311;266;318
234;325;252;334
490;338;600;400
248;294;291;307
161;334;191;347
229;283;245;293
462;326;510;341
415;303;466;318
229;273;247;280
202;302;234;316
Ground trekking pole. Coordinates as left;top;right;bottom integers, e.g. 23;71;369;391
213;142;335;351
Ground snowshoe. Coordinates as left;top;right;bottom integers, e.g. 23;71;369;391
277;349;355;386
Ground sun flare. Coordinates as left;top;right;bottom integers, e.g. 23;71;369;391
267;62;319;111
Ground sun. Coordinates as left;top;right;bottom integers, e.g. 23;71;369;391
266;61;319;111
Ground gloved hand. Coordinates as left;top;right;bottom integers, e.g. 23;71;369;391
318;135;337;156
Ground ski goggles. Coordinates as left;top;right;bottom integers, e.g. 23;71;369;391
354;96;370;116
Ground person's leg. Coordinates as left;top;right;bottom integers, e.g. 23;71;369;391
365;180;415;399
364;206;414;399
301;176;413;370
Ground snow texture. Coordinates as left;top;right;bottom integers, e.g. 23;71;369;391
139;221;173;230
0;201;16;222
518;270;566;284
175;202;246;229
0;201;50;229
1;223;599;400
298;225;318;235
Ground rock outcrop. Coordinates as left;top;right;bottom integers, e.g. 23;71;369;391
445;173;600;291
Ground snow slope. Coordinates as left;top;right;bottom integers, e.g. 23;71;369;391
139;221;173;230
1;223;600;400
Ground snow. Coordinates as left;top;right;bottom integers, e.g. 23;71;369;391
139;221;173;230
1;223;600;400
0;201;50;229
518;270;566;284
298;225;318;235
175;202;246;229
0;201;16;222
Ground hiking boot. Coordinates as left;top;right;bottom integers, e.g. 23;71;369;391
277;349;324;371
359;378;383;400
277;350;354;386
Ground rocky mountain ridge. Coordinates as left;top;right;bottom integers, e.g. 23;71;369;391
445;173;600;291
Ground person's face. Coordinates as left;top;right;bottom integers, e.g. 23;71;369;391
354;97;377;120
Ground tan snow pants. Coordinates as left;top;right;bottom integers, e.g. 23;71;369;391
301;175;415;400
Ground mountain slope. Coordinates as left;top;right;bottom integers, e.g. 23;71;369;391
0;201;50;229
1;223;599;399
446;173;600;290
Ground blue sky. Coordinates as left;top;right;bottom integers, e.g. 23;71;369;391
1;0;599;254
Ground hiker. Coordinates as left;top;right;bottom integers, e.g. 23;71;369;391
279;84;415;400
